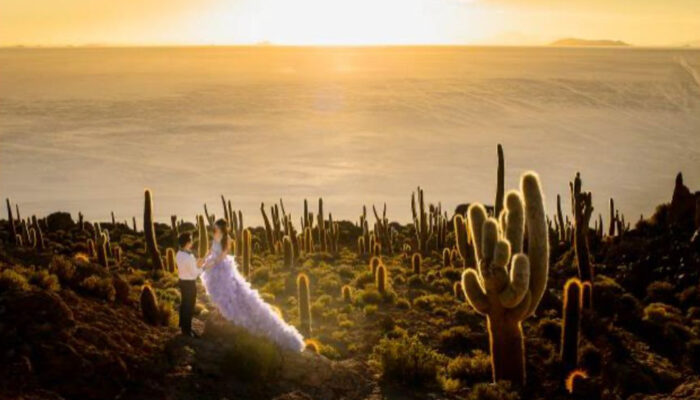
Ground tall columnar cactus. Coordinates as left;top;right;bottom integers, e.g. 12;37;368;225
242;228;252;275
131;216;137;232
411;187;432;255
608;198;616;237
29;228;37;248
260;203;275;254
556;194;566;243
6;199;17;245
31;215;45;250
303;226;314;253
357;236;366;255
197;215;208;259
111;211;116;226
317;198;327;252
283;235;293;269
144;190;164;271
113;245;123;264
376;263;388;294
297;273;312;337
454;214;475;268
412;253;422;275
461;172;549;386
495;144;505;217
166;248;176;273
570;172;594;307
561;278;583;375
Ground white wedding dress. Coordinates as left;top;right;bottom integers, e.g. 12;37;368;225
201;240;304;352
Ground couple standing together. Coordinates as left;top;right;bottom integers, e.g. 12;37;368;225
175;218;305;352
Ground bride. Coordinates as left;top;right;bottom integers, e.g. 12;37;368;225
201;218;305;352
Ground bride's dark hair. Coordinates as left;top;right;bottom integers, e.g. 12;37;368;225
215;218;230;253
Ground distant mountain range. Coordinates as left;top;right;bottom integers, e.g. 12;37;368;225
550;38;630;47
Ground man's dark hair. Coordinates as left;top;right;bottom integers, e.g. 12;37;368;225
178;232;192;248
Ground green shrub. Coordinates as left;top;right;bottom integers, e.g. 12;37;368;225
29;269;60;292
49;256;76;283
371;334;446;386
446;350;491;383
407;275;424;288
79;275;116;302
357;288;382;305
396;298;411;310
220;327;283;380
364;304;378;317
468;381;520;400
0;269;30;292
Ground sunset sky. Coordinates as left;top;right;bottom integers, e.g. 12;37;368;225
1;0;699;46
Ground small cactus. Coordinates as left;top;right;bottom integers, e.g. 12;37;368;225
242;228;252;274
97;232;109;268
369;256;381;275
357;236;366;255
411;253;422;275
442;248;451;268
6;199;17;245
166;248;176;273
453;282;464;301
113;245;123;264
561;278;583;375
297;273;311;337
140;284;159;325
341;285;352;303
376;263;388;294
283;235;293;269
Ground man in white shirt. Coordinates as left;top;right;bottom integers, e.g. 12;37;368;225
176;232;204;337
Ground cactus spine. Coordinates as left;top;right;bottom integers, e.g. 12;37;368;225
297;273;311;337
461;172;549;386
143;190;164;270
561;278;583;375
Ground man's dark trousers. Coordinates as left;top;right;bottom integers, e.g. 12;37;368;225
179;279;197;335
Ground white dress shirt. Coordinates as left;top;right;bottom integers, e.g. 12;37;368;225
176;250;202;281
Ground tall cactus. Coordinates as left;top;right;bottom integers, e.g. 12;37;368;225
461;172;549;386
317;198;327;252
495;144;505;217
5;199;17;245
454;214;475;267
144;189;164;270
297;273;311;337
260;203;275;254
561;278;583;375
242;228;252;275
197;215;208;259
570;172;594;307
